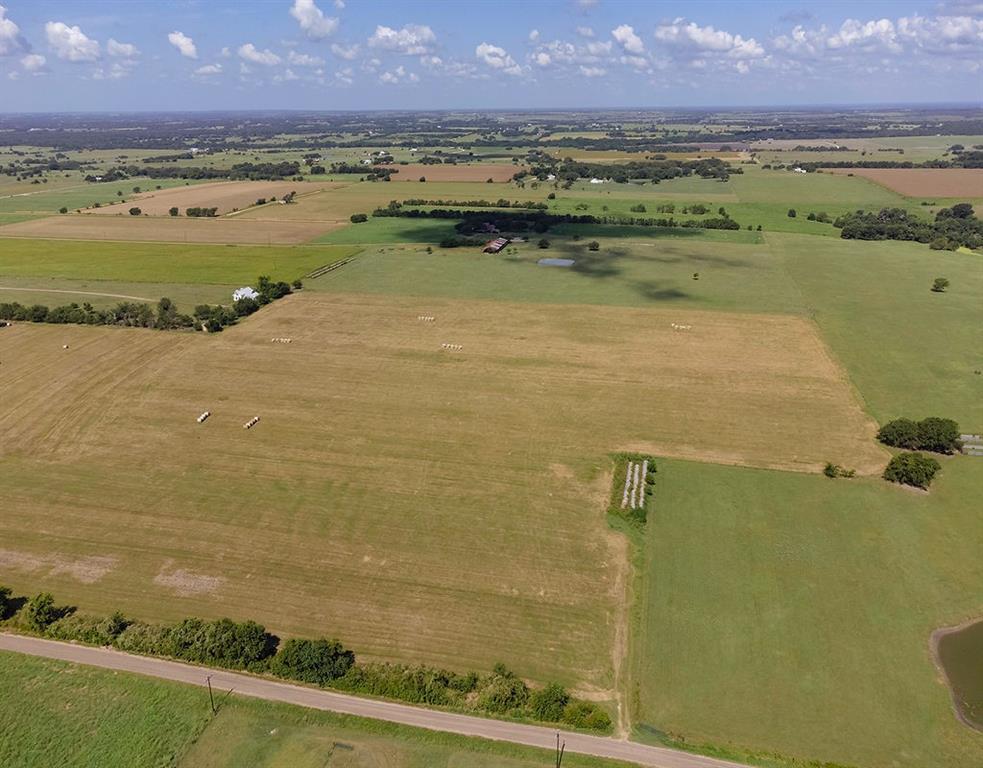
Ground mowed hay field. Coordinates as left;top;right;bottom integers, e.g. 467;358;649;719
382;163;520;182
0;215;340;245
826;168;983;197
0;292;882;691
88;180;339;217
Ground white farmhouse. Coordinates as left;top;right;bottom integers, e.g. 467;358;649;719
233;286;260;302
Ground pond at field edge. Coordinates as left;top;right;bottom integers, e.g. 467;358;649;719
935;618;983;732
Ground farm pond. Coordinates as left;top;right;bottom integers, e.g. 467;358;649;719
935;618;983;731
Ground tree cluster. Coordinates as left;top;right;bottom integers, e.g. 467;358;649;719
883;452;941;489
877;417;962;454
834;204;983;250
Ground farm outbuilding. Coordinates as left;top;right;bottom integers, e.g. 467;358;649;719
233;286;259;302
483;237;510;253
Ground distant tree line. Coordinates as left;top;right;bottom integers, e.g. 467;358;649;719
372;205;741;233
834;203;983;250
772;151;983;172
521;157;737;184
87;161;303;183
399;198;548;210
0;586;610;732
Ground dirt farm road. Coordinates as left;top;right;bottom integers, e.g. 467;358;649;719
0;634;747;768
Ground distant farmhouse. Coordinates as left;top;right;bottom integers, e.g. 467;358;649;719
233;286;259;302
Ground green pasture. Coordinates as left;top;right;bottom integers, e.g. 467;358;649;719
0;178;205;214
312;216;460;244
0;652;628;768
0;276;235;311
0;239;359;286
630;458;983;768
0;650;208;768
774;233;983;429
309;235;803;313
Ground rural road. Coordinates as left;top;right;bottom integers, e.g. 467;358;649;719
0;633;747;768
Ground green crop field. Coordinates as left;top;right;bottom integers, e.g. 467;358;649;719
0;239;358;286
629;458;983;768
0;652;629;768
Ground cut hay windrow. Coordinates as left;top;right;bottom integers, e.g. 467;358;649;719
621;458;649;510
307;256;356;279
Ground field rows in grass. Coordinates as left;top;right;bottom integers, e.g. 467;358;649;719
0;652;629;768
630;458;983;768
0;239;360;285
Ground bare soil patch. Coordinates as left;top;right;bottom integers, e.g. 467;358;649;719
88;180;338;217
0;215;340;245
825;168;983;197
0;549;117;584
382;163;521;182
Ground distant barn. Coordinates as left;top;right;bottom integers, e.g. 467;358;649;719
482;237;510;253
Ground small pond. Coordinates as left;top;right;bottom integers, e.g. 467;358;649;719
935;618;983;731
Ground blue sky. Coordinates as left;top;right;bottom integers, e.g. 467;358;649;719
0;0;980;111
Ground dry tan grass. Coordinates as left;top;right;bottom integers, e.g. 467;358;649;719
88;180;340;217
0;215;340;244
826;168;983;197
0;294;884;688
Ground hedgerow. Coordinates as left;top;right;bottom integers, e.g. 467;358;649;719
0;587;611;732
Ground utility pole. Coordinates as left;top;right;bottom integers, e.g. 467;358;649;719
206;675;216;714
555;732;565;767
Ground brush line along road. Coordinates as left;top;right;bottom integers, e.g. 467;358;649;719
0;633;748;768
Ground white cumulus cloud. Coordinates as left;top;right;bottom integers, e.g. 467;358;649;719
46;21;100;61
238;43;281;66
655;19;764;58
475;42;522;75
368;24;436;55
21;53;46;73
612;24;644;54
194;63;222;76
827;18;900;52
290;0;338;40
288;50;324;66
330;42;359;59
168;30;197;59
0;4;28;56
107;38;138;58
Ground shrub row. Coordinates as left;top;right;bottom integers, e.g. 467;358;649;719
0;589;611;732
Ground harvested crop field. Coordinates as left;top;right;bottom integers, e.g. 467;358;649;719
825;168;983;197
0;293;885;690
381;163;521;182
87;180;340;217
0;215;340;244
